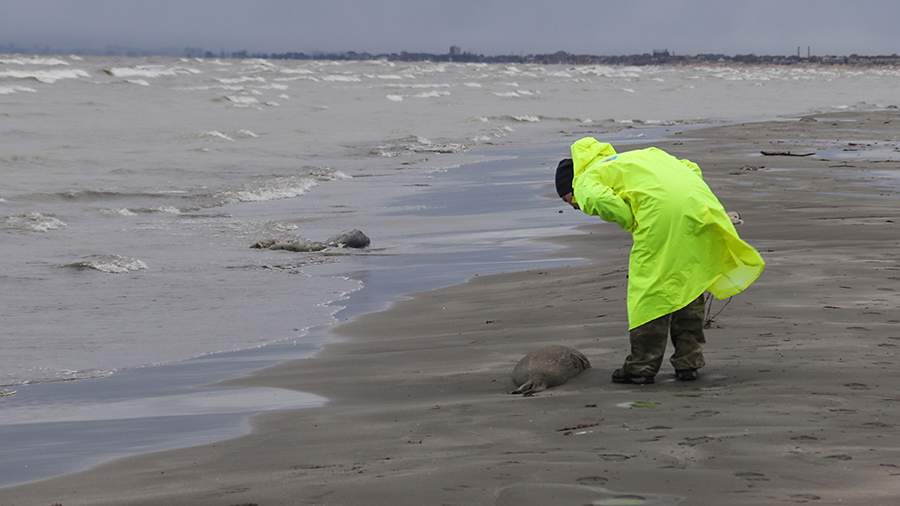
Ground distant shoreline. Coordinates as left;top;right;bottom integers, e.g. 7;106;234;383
4;46;900;66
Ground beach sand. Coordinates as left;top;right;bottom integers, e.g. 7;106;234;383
4;111;900;505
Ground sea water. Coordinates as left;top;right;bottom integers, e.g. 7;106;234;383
4;56;899;387
3;54;900;486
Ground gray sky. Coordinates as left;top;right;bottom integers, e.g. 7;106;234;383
3;0;899;56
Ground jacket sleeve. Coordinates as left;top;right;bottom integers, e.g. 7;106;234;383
573;171;635;232
679;158;703;178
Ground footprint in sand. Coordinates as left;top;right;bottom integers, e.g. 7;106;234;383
678;436;716;447
576;475;609;485
597;453;634;462
734;471;769;482
689;410;720;419
788;493;821;503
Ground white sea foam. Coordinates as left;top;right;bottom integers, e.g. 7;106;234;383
321;74;362;82
101;206;180;216
386;94;404;102
223;95;259;106
4;212;67;232
0;85;37;95
68;55;84;61
413;90;450;98
104;66;201;78
273;75;320;83
125;79;150;86
214;175;325;204
199;130;235;142
278;93;290;99
264;101;280;107
622;88;636;93
511;115;541;122
217;76;266;84
492;91;522;98
371;135;467;157
463;82;483;88
0;69;89;84
384;83;451;89
236;129;259;138
66;255;148;274
100;208;138;217
280;68;315;75
0;57;69;66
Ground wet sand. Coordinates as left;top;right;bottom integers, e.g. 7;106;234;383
4;111;900;505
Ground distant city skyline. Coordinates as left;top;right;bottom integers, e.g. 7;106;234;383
3;0;900;57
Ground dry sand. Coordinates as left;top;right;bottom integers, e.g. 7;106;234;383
4;111;900;505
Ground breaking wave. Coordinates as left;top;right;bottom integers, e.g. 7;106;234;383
199;130;235;142
216;76;266;84
370;135;467;157
3;212;67;232
210;170;350;205
0;85;37;95
103;65;201;78
321;74;362;82
65;255;148;274
18;189;183;203
221;95;259;106
0;56;70;66
100;206;181;216
0;69;89;84
413;90;451;98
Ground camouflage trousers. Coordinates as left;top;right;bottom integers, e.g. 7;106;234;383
622;295;706;377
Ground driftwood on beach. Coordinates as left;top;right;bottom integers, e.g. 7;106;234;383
760;150;816;157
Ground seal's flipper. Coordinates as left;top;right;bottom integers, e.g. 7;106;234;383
509;380;534;395
509;380;547;396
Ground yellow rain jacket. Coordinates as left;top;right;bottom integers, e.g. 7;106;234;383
571;137;764;329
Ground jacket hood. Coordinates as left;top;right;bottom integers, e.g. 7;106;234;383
570;137;617;178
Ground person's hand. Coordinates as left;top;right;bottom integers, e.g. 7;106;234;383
562;192;579;210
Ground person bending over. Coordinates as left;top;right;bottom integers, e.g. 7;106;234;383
555;137;764;384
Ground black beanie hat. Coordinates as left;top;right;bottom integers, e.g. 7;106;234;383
555;158;574;197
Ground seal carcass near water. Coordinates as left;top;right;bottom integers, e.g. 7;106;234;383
250;238;327;252
326;229;370;249
510;345;591;396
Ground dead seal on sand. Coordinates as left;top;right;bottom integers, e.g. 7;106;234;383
510;345;591;396
326;229;370;249
250;238;327;252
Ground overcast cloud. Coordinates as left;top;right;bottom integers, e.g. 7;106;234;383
2;0;898;56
